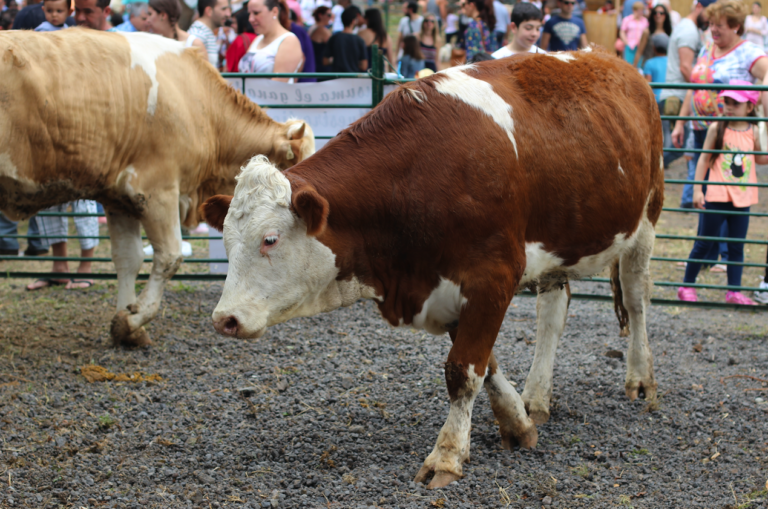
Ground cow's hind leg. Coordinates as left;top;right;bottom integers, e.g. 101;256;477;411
620;219;657;401
448;330;538;450
484;353;538;449
415;289;510;489
110;190;183;346
106;211;149;347
520;284;570;425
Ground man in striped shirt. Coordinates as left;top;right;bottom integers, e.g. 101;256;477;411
188;0;231;68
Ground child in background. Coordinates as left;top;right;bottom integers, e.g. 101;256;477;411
35;0;72;31
678;80;766;305
400;34;425;78
642;32;668;102
492;2;545;58
619;1;649;67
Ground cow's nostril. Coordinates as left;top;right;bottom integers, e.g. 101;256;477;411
223;316;238;334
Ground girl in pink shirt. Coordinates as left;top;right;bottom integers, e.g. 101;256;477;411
620;2;649;67
678;81;766;305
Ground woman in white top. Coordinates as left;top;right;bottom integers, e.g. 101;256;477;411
745;1;768;50
239;0;304;83
147;0;207;57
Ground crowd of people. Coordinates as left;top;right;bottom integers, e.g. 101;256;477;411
0;0;766;304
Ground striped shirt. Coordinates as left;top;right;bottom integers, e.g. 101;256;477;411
188;20;220;67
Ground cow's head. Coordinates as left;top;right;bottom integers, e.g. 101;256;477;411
200;155;336;339
271;120;316;170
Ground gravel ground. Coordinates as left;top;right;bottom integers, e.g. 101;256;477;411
1;281;767;509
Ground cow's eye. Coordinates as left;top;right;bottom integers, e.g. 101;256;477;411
264;235;278;246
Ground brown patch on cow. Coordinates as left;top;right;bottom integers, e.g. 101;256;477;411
444;362;468;401
199;195;233;232
284;51;661;368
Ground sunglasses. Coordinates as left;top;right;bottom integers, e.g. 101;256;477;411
561;1;575;5
653;10;666;14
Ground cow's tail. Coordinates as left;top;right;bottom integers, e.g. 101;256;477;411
610;259;630;337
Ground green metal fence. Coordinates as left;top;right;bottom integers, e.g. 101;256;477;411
1;75;766;309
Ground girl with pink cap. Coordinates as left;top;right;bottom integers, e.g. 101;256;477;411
678;79;767;305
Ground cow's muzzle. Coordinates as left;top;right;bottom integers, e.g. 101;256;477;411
213;316;240;337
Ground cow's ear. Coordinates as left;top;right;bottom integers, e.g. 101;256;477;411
292;186;329;236
199;195;233;232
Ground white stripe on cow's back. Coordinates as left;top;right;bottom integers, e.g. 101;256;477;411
546;52;575;63
434;65;518;158
117;32;186;115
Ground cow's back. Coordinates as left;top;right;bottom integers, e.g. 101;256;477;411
0;30;213;217
490;51;664;264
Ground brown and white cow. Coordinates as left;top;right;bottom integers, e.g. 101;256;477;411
0;29;314;347
201;51;664;488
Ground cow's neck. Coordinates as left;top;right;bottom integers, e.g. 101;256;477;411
214;89;282;171
289;135;434;313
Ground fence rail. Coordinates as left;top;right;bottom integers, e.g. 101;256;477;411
0;80;766;310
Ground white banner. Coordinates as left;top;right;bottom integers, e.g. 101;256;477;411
244;78;374;106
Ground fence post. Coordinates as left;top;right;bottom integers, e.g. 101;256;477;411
371;43;384;107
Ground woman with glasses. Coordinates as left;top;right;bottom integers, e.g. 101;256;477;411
461;0;498;60
420;15;440;71
358;8;394;70
635;3;672;68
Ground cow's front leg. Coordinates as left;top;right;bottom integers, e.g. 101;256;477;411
520;284;570;424
106;210;148;347
110;190;183;346
414;289;511;489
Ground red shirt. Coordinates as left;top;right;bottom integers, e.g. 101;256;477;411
227;33;257;72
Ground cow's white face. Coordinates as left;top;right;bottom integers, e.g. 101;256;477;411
210;156;337;339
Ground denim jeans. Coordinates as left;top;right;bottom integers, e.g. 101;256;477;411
0;214;47;252
683;202;750;287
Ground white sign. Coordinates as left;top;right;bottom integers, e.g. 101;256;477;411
245;78;374;106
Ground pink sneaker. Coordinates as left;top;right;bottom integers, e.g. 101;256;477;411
725;291;757;305
677;287;698;302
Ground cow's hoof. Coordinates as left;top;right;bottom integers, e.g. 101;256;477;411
625;380;657;402
500;419;538;450
111;311;151;348
124;327;151;348
523;400;551;426
428;471;462;489
414;465;462;489
522;395;551;425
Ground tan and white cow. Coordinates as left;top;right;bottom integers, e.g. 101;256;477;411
0;29;314;347
202;52;664;488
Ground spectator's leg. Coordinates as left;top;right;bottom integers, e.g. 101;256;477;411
25;216;49;255
723;204;750;288
26;203;71;289
0;213;20;255
67;200;99;289
683;204;725;285
718;220;729;264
